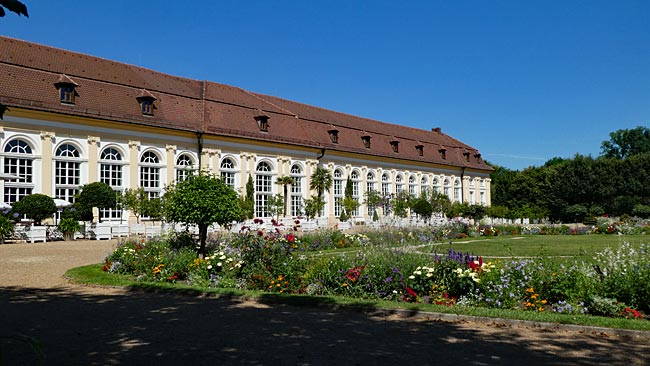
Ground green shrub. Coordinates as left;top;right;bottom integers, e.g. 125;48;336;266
11;194;56;225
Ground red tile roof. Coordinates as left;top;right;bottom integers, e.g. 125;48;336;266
0;36;492;171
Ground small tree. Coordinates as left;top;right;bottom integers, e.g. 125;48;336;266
276;176;295;217
364;189;382;219
12;194;56;225
309;167;333;216
142;197;164;224
164;173;241;257
266;194;285;221
342;177;359;222
122;188;147;223
77;182;117;222
303;196;324;220
411;194;433;222
241;175;255;220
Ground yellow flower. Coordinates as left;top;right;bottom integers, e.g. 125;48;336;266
276;283;281;287
541;299;547;304
526;287;534;293
342;283;348;287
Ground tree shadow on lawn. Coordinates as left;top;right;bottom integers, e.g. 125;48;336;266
0;286;648;366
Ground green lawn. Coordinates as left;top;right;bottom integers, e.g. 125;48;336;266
418;234;648;259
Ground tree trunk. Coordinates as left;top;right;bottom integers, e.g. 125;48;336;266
198;224;208;258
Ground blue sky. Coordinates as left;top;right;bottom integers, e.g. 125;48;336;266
2;1;649;170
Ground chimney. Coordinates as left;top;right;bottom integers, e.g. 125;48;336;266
432;127;441;133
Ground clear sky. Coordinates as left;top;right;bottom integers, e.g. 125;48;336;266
2;1;649;170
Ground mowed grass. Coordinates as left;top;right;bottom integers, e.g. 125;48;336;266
418;234;649;259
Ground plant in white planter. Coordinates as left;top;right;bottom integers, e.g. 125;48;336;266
58;217;81;241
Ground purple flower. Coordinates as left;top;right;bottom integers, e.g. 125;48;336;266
12;212;19;218
385;277;393;283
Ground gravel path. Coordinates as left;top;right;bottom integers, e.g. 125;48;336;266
1;240;649;365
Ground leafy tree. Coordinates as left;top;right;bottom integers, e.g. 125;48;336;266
0;0;28;18
486;205;510;219
632;204;650;219
411;194;433;222
601;126;650;159
275;175;294;217
142;197;164;224
122;188;147;223
266;194;284;220
164;173;241;257
309;167;333;216
241;175;255;219
364;189;382;219
12;194;56;225
392;191;411;218
429;191;452;217
341;177;359;220
77;182;116;222
303;196;323;220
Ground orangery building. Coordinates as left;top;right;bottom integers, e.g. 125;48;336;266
0;36;492;225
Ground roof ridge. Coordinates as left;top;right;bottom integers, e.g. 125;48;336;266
245;90;298;117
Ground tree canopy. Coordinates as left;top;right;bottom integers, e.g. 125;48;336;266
600;126;650;159
0;0;28;18
164;173;241;256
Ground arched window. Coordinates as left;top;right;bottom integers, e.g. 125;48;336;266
420;176;430;195
408;175;417;196
443;178;451;198
175;153;194;182
140;150;161;200
220;157;237;189
366;171;377;216
255;161;274;217
350;170;360;216
454;178;461;202
381;173;391;196
395;174;404;193
333;168;344;217
290;164;304;216
100;147;124;220
3;138;34;203
432;177;440;194
55;143;81;203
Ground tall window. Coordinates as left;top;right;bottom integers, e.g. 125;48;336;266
381;173;391;196
409;175;417;196
443;178;451;199
366;171;377;216
175;153;194;182
140;151;161;200
100;147;124;220
255;161;273;217
333;169;344;217
350;170;360;216
289;164;303;216
395;174;404;193
220;157;237;189
432;177;439;194
55;143;81;203
3;139;34;203
421;176;430;195
454;178;461;202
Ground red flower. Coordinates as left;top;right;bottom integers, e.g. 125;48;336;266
286;234;295;243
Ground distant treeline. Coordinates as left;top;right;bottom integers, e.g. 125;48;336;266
490;126;650;222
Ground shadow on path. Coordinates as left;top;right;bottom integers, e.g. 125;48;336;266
1;286;648;365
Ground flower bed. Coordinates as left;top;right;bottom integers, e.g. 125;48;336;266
103;228;650;320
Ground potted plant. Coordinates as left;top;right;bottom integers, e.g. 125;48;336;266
58;217;81;241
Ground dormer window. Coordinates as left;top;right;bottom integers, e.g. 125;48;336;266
140;99;154;115
463;152;470;162
254;110;270;132
328;129;339;144
54;75;78;105
390;140;399;153
439;148;447;160
136;89;157;116
474;153;482;162
361;135;371;149
415;144;424;156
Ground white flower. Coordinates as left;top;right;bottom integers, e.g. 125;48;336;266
219;255;226;260
207;265;213;270
408;275;415;279
217;262;223;267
